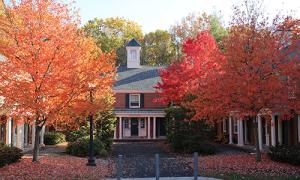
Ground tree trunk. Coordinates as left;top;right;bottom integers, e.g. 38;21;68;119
32;124;41;162
253;117;262;162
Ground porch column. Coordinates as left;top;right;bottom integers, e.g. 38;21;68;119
147;117;151;139
24;124;28;147
298;115;300;143
31;122;35;148
119;117;122;139
113;124;116;139
40;125;45;146
271;115;276;146
265;121;270;146
277;117;283;145
229;116;233;144
237;120;244;146
257;115;263;150
16;123;24;149
153;117;156;139
6;118;12;145
244;120;248;144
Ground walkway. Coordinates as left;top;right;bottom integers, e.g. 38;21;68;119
112;142;194;178
23;142;67;156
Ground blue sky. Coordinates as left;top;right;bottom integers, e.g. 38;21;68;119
70;0;299;33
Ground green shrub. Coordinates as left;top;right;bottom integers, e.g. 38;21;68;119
95;110;116;151
0;144;23;167
268;145;300;166
44;132;66;145
66;136;105;157
165;106;216;155
0;141;5;147
65;126;89;143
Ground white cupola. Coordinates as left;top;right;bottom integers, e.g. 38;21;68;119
126;39;141;68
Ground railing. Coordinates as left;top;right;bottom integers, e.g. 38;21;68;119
116;152;201;180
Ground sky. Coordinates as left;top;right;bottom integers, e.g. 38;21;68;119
70;0;300;33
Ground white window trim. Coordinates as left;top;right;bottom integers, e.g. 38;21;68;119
124;118;130;129
130;50;137;60
222;119;227;133
140;118;145;128
233;119;238;134
129;94;140;108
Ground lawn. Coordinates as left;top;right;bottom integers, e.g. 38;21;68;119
0;155;115;179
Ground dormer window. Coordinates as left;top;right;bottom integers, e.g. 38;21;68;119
130;50;137;60
129;94;140;108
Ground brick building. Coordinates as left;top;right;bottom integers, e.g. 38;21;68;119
113;39;167;140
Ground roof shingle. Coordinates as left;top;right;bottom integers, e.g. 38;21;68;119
113;66;164;91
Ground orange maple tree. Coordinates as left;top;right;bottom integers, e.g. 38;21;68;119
0;0;115;161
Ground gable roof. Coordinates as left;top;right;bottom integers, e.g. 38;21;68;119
113;66;164;91
126;39;141;47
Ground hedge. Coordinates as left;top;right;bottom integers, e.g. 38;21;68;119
268;145;300;166
0;142;23;167
44;132;66;145
66;136;108;157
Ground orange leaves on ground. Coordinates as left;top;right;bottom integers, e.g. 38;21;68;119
0;155;115;179
198;154;300;177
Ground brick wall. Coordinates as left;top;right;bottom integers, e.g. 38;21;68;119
114;92;165;109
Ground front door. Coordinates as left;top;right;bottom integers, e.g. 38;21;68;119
131;118;138;136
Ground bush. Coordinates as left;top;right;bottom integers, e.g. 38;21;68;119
268;145;300;166
66;136;106;157
95;110;116;151
165;106;216;155
0;143;23;167
171;134;216;155
44;132;66;145
65;126;89;143
215;133;228;144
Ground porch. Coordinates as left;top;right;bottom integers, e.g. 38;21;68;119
221;114;300;149
113;109;167;140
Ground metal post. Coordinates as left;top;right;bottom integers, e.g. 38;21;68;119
194;152;198;180
87;114;96;166
155;154;159;180
117;155;123;180
87;90;96;166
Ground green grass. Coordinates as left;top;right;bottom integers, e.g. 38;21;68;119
207;173;300;180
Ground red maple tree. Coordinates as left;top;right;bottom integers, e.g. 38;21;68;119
157;1;300;162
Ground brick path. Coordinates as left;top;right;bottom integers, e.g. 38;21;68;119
112;142;193;178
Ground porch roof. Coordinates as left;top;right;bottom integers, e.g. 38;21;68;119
113;108;165;117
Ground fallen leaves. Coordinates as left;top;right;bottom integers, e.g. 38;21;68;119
0;155;115;180
197;153;300;177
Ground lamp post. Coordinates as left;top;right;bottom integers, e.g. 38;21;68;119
87;88;96;166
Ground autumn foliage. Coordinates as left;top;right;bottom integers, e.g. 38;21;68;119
0;0;115;161
157;7;300;122
156;31;224;107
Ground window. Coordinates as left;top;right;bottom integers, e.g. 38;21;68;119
233;120;238;134
287;76;297;99
130;50;137;60
124;118;129;129
222;119;227;133
140;118;145;128
129;94;140;108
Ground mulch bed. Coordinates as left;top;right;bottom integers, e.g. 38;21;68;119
197;153;300;177
0;155;115;179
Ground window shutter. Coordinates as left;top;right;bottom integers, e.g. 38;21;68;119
140;93;144;108
125;94;129;108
